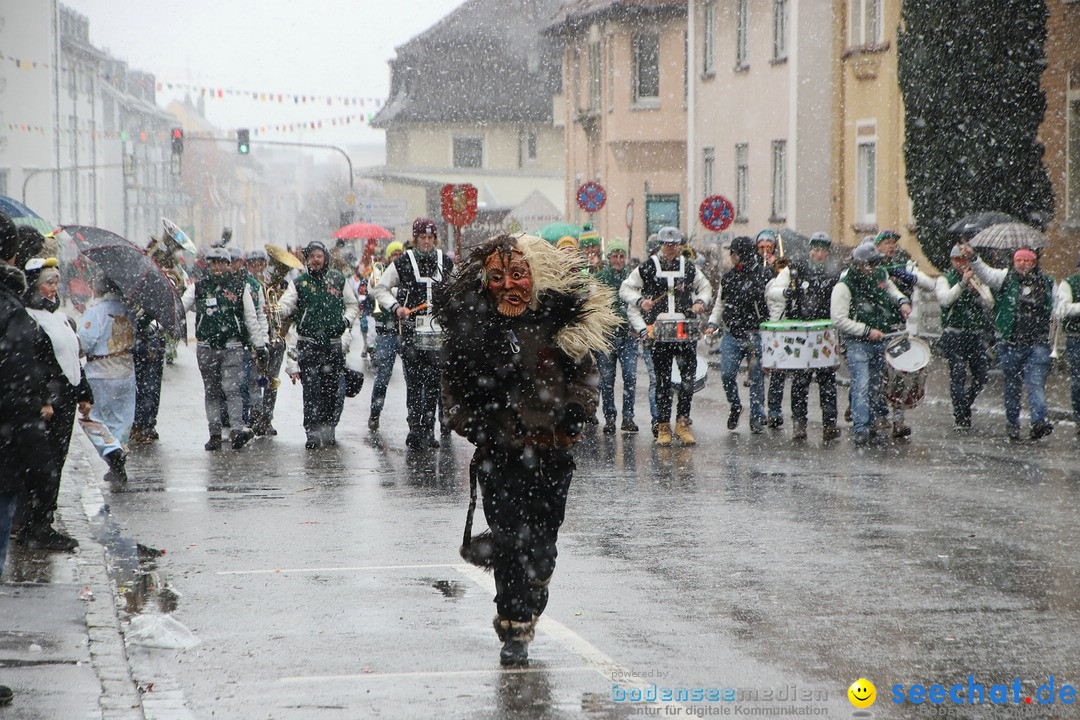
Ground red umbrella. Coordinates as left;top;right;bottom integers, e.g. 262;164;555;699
332;222;393;241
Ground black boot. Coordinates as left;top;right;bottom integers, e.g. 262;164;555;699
499;640;529;666
494;616;535;668
19;525;78;552
231;427;255;449
205;434;222;451
104;449;128;482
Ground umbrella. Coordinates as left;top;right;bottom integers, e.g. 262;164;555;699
64;225;187;340
947;211;1017;236
776;228;811;264
332;222;393;241
535;222;582;244
967;222;1048;250
0;194;56;235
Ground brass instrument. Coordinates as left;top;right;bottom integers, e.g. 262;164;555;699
265;244;303;345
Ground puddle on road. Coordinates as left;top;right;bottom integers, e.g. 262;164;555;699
91;505;179;619
420;577;469;599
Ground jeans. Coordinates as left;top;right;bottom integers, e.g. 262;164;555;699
997;342;1050;427
0;494;16;579
720;332;765;423
297;338;346;433
846;338;887;435
790;368;837;429
196;345;246;435
641;346;658;424
943;331;990;425
132;332;164;431
1068;336;1080;423
369;333;400;419
651;342;696;423
596;336;639;422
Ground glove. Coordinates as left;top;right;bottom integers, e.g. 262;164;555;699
561;404;588;438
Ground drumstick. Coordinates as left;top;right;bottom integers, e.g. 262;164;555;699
404;302;429;315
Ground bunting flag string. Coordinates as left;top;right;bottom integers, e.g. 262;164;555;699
3;111;379;140
0;53;383;109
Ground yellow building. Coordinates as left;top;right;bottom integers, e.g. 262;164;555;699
546;0;688;257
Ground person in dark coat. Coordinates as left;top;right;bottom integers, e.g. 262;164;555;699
15;258;94;551
437;233;617;667
0;213;53;580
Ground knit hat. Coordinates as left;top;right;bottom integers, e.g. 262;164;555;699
384;241;404;260
756;229;778;247
578;224;601;248
556;235;579;251
874;229;901;245
302;240;329;257
730;236;757;261
24;256;59;286
606;238;628;257
412;217;437;238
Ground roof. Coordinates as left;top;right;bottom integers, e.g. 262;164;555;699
371;0;566;127
545;0;686;35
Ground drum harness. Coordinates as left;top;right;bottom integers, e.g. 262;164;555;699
399;249;444;337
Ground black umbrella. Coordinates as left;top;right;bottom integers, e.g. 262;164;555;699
64;225;187;340
947;211;1017;237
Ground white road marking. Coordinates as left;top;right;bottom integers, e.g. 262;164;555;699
216;563;462;575
280;666;597;683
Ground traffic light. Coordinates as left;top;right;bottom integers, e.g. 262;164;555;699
170;127;184;155
237;129;250;154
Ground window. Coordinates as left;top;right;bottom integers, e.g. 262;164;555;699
0;169;8;197
771;140;787;221
773;0;789;61
735;0;750;69
528;130;538;160
571;47;581;111
453;137;483;168
856;124;877;225
851;0;882;46
607;37;615;110
1067;95;1080;226
702;1;716;76
519;129;538;167
645;194;681;237
703;147;715;198
587;41;602;112
633;32;660;103
735;143;749;221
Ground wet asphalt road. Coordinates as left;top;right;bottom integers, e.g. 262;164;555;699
96;344;1079;719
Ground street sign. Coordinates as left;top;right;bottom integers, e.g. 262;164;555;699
699;194;735;232
577;181;607;213
625;199;634;229
441;184;478;227
356;198;407;227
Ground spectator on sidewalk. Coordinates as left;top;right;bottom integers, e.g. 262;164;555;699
1053;253;1080;437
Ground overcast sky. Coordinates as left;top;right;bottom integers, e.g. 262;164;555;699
61;0;469;146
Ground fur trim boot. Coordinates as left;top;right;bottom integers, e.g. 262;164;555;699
494;615;536;667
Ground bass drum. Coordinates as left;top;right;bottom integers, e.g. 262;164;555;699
884;335;931;409
671;354;709;394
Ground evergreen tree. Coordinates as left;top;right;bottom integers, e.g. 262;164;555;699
898;0;1054;270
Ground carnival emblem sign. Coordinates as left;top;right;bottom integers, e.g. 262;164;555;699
441;184;478;227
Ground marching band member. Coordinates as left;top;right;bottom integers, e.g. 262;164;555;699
831;243;911;447
373;218;455;449
622;226;712;446
243;249;272;431
962;243;1054;441
706;235;770;434
594;238;638;433
256;245;301;436
757;229;786;429
1055;253;1080;438
367;242;404;432
765;233;841;442
935;244;994;431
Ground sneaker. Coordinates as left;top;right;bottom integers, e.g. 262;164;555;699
499;640;529;667
892;421;912;440
204;435;222;451
266;424;278;436
19;526;78;552
368;414;380;432
231;428;254;450
792;426;807;441
822;425;842;443
1030;421;1054;441
603;421;616;435
1007;425;1021;442
767;416;783;429
621;419;639;433
727;406;742;430
852;432;871;447
749;417;763;434
0;685;11;706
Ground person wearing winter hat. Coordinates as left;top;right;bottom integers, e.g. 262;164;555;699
935;245;994;432
279;240;358;448
365;241;405;432
373;217;455;449
961;243;1054;441
831;243;911;446
578;224;603;273
623;226;712;445
555;235;578;253
594;238;638;433
756;229;779;269
706;235;771;433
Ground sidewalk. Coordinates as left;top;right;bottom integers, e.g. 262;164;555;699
1;433;144;720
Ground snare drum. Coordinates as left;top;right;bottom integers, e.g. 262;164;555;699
884;335;931;409
651;314;701;344
411;315;445;352
760;320;838;370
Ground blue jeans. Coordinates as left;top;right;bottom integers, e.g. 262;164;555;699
997;342;1050;427
0;494;16;579
641;346;658;424
132;332;164;431
846;338;887;435
1068;336;1080;423
720;332;764;422
596;336;639;422
369;333;400;418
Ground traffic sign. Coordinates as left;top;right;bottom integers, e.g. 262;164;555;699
577;182;607;213
441;184;478;227
625;199;634;229
356;198;407;227
699;194;735;232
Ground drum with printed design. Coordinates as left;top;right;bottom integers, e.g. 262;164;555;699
412;315;445;352
760;320;838;370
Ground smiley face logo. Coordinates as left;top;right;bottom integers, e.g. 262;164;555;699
848;678;876;708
